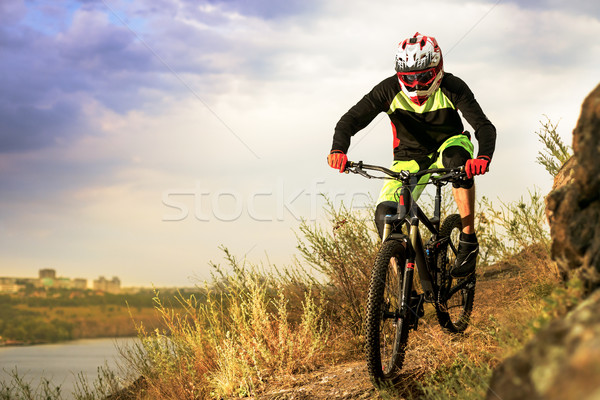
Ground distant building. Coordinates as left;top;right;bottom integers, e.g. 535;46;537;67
39;269;56;279
72;278;88;290
55;277;73;289
0;277;21;293
0;270;114;293
40;277;55;288
93;276;121;294
17;278;42;288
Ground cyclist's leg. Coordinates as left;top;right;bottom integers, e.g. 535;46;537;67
438;139;475;231
434;135;479;277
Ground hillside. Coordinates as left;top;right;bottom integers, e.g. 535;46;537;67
248;246;559;400
107;248;563;400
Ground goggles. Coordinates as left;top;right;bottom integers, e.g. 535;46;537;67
397;67;437;88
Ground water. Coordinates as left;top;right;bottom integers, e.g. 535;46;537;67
0;337;137;398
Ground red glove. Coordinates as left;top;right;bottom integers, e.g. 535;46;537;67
465;156;490;179
327;150;347;173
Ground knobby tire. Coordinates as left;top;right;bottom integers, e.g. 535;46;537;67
435;213;476;333
365;239;410;388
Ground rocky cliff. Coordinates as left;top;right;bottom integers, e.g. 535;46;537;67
486;83;600;400
546;81;600;288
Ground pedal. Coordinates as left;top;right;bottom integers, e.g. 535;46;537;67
464;279;476;290
459;273;476;290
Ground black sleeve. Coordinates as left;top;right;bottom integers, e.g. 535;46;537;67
330;77;394;153
445;75;497;160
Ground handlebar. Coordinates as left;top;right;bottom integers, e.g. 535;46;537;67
344;160;466;184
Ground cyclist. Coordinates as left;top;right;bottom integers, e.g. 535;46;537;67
327;32;496;278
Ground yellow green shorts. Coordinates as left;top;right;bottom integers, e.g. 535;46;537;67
376;135;474;204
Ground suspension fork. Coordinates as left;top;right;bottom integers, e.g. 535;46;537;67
410;224;435;300
400;246;425;331
400;252;415;320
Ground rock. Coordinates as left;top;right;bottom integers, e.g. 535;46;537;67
545;156;577;282
486;290;600;400
545;82;600;291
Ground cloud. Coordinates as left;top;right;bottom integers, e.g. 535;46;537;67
0;100;87;152
0;0;27;24
446;3;600;70
180;0;321;21
507;0;600;18
1;1;312;155
0;8;144;152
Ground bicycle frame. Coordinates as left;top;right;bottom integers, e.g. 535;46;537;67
384;174;448;303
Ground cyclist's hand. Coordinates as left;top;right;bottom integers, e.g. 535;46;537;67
465;156;490;179
327;150;348;173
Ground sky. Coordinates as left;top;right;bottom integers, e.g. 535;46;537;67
1;0;599;287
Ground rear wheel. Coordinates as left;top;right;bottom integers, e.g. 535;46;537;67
435;214;476;333
365;239;410;387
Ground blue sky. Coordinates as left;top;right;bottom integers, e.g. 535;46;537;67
1;0;600;287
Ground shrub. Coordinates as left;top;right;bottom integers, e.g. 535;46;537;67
536;116;572;178
296;198;379;338
477;188;551;266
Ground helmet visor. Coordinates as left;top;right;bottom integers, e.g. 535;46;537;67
397;67;437;88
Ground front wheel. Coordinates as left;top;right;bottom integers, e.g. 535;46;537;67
435;213;476;333
364;239;410;387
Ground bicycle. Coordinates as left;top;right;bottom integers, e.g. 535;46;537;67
344;161;477;388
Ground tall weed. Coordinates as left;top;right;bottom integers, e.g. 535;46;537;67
536;116;572;178
477;188;551;266
0;370;63;400
296;198;379;338
0;366;120;400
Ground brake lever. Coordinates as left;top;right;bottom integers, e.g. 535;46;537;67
356;168;371;179
344;161;371;179
433;168;467;182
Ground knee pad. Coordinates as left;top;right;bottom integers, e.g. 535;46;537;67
374;201;398;239
442;146;474;189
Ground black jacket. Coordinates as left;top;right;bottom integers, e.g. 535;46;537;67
331;73;496;162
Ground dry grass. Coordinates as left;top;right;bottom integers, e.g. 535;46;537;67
115;261;330;399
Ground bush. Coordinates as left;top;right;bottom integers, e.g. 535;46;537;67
536;116;572;178
477;188;551;266
296;198;379;339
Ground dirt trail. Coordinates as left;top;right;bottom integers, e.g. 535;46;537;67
255;351;432;400
255;361;379;400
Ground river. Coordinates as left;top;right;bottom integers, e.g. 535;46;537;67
0;337;138;399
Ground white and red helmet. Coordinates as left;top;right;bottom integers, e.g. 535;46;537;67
395;32;444;106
